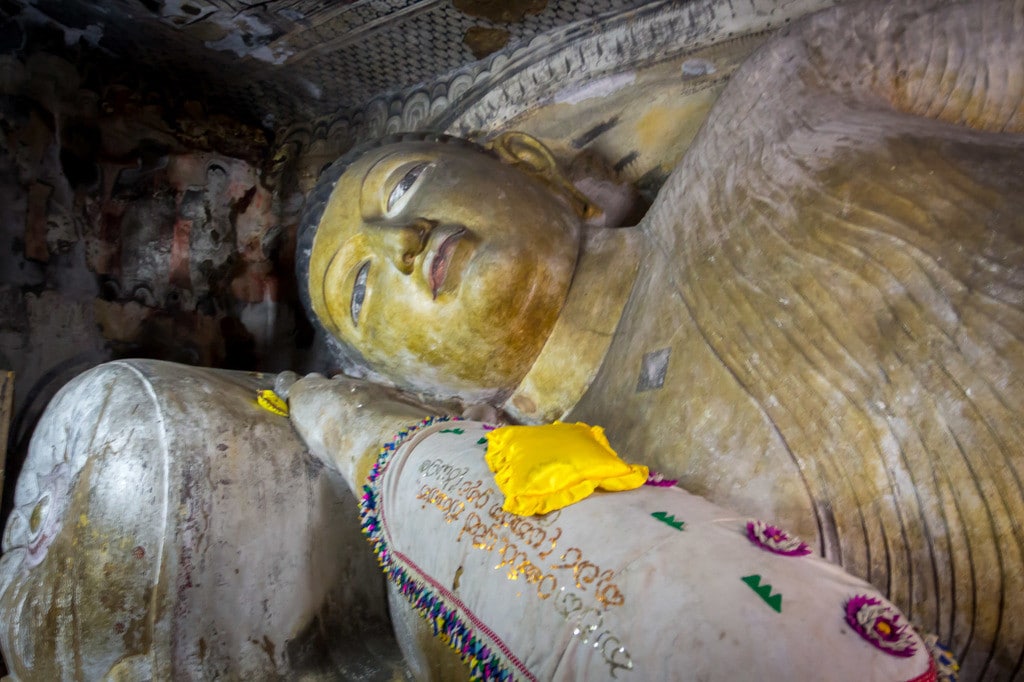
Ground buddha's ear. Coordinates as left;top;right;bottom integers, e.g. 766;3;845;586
488;131;560;177
487;131;601;221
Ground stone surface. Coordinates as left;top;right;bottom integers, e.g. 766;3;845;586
5;0;1021;678
0;359;407;680
0;53;309;471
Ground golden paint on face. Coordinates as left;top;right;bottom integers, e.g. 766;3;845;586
308;139;581;399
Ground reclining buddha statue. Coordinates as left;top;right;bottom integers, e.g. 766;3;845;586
295;0;1024;678
1;357;950;681
0;0;1020;679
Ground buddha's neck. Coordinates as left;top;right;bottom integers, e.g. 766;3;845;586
502;226;642;424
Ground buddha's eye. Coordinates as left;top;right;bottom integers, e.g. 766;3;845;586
387;162;428;213
351;260;370;326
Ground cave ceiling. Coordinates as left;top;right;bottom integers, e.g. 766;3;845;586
1;0;651;132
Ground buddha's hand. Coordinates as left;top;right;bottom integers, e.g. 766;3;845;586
288;374;445;494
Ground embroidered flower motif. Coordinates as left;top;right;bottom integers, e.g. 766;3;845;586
644;470;678;487
845;594;917;657
745;519;812;557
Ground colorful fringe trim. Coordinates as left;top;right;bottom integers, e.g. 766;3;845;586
359;416;521;681
923;633;959;682
905;658;938;682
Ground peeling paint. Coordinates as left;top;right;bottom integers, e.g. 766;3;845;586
156;0;219;26
203;13;294;65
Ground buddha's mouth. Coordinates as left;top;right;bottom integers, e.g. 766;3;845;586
428;228;466;299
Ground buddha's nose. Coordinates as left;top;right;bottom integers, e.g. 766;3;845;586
377;218;434;275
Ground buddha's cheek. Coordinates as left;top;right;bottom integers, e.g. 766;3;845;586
463;250;570;347
358;254;563;395
363;307;535;394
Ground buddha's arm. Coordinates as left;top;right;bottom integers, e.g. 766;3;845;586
288;374;448;495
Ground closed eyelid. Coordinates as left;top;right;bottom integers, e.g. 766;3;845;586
350;260;370;326
321;233;370;334
387;163;429;213
359;152;434;219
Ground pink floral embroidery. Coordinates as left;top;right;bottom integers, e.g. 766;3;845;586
845;594;918;657
644;471;678;487
745;519;812;557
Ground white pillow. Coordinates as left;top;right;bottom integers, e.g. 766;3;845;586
361;419;937;681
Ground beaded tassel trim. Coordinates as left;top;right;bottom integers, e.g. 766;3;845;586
923;634;959;681
359;416;523;682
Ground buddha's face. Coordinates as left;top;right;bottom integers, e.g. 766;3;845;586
307;138;581;400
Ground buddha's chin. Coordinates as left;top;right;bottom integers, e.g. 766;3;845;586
379;332;543;404
395;369;515;405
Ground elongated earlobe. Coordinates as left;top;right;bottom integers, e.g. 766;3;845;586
487;131;601;221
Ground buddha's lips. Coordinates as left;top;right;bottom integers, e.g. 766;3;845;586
429;229;465;299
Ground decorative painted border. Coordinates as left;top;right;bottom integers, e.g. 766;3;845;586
359;416;531;681
274;0;841;184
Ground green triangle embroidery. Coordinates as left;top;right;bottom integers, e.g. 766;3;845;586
477;437;487;445
651;511;685;531
440;428;465;435
741;574;782;613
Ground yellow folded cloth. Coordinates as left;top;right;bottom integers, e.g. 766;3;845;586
485;421;649;516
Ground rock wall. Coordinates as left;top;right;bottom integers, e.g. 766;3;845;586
0;53;310;486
